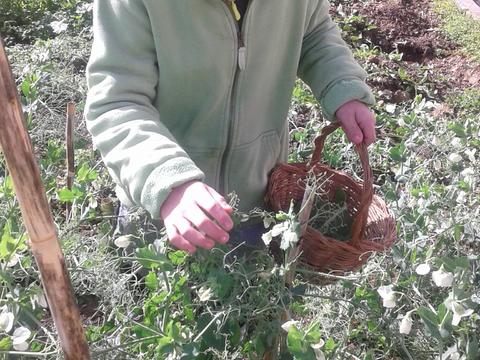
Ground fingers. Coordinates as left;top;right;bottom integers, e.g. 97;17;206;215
183;205;230;244
356;108;376;146
165;224;196;254
175;218;215;249
336;100;376;146
206;186;234;214
196;186;234;231
160;181;234;253
340;114;363;145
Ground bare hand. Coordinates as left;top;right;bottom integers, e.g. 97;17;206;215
335;100;376;146
160;180;234;253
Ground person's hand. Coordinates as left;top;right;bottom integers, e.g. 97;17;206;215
335;100;376;146
160;180;234;253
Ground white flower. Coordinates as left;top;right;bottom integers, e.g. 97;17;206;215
197;287;213;302
0;310;14;332
456;191;467;204
377;285;397;308
114;235;133;248
431;267;454;287
281;320;299;332
311;339;326;360
465;148;476;162
450;301;474;326
471;294;480;304
385;103;396;114
451;137;462;149
50;20;68;34
415;263;431;276
12;327;31;345
77;3;93;14
271;223;288;237
399;313;413;335
13;341;29;351
261;231;273;246
280;229;299;250
433;160;442;171
32;291;48;309
448;153;462;164
7;254;20;268
461;167;475;176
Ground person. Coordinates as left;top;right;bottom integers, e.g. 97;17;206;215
85;0;376;254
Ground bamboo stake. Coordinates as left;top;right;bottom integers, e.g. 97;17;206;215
66;102;75;220
0;39;90;359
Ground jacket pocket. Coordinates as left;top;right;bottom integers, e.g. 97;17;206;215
226;130;281;211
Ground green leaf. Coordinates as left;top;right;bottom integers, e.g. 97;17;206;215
287;326;316;360
305;324;322;344
0;337;12;350
135;247;173;271
228;320;241;346
437;303;448;321
76;162;98;183
0;221;15;259
439;311;453;339
325;338;336;351
448;123;467;138
287;326;305;355
454;224;465;241
145;271;158;291
178;342;199;359
417;307;441;339
467;335;479;360
306;330;322;345
364;351;374;360
166;320;182;341
1;175;14;198
21;79;31;98
438;256;470;272
389;143;407;163
168;250;188;265
156;336;174;354
57;187;84;203
398;67;408;81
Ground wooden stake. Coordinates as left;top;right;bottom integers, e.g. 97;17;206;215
66;102;75;220
0;39;90;359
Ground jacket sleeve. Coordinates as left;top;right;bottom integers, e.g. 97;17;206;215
85;0;204;219
298;0;375;120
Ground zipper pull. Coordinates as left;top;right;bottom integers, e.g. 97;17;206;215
238;46;246;70
229;1;241;22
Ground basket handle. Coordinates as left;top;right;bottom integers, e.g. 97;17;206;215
309;123;374;247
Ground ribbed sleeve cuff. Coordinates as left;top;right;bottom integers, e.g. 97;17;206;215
321;78;376;121
140;157;205;219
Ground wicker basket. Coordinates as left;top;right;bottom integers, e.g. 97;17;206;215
265;123;397;279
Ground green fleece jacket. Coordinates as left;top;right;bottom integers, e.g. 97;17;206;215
85;0;374;217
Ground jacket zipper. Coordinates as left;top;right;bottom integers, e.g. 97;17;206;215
219;0;251;194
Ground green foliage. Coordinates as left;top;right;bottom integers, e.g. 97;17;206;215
0;0;92;44
434;0;480;61
1;0;479;358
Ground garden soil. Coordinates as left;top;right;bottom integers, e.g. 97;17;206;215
349;0;480;92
